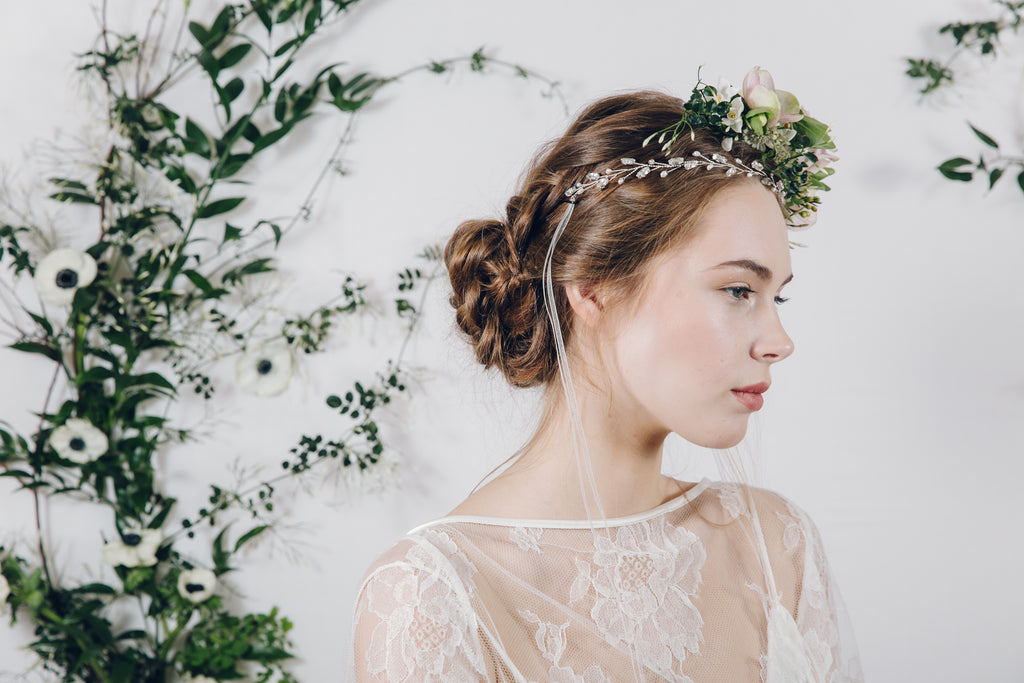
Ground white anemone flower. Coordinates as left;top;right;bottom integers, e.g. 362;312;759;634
102;528;162;568
236;346;293;397
184;676;218;683
177;568;217;603
49;418;108;464
33;248;98;306
0;574;10;609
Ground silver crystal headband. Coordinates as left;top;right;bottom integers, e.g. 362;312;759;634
563;151;785;204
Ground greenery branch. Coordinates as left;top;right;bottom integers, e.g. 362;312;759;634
0;1;564;680
906;0;1024;197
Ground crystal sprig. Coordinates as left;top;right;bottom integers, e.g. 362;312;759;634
564;150;784;203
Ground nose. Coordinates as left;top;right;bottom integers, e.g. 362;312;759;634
751;306;794;363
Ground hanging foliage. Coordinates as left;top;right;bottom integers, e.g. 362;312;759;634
0;1;564;680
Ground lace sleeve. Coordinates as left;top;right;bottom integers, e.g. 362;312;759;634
352;539;487;682
785;504;864;683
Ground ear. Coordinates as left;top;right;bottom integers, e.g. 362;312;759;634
565;283;605;328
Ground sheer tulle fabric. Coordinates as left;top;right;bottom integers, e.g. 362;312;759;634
353;480;861;682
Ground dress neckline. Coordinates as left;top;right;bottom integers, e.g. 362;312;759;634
408;478;712;533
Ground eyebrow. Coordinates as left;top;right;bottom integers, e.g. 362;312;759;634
711;259;794;286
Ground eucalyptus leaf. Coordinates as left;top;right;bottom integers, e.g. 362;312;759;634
197;196;246;218
9;341;61;362
988;168;1004;189
219;43;252;69
937;157;974;181
234;525;269;552
968;123;999;149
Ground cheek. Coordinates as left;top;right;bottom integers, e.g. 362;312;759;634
618;298;738;393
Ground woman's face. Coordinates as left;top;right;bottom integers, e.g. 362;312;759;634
601;181;795;449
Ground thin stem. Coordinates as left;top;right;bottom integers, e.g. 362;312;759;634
164;264;437;542
31;362;63;589
380;55;568;116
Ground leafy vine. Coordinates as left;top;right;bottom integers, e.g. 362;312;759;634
0;1;564;680
906;0;1024;195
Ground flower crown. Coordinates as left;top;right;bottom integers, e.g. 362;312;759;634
565;67;838;228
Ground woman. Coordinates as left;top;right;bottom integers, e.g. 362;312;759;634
353;68;861;682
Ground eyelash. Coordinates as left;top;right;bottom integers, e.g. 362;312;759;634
724;286;789;305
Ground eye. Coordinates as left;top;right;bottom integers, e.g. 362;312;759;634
774;295;790;305
724;286;754;301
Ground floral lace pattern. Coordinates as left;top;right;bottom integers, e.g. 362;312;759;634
568;517;705;681
356;541;485;681
353;483;861;683
510;526;543;553
519;610;611;683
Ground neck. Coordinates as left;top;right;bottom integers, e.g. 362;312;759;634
508;382;673;519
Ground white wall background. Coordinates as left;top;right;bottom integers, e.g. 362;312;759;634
1;1;1023;681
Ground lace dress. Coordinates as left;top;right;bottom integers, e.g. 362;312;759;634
352;480;862;682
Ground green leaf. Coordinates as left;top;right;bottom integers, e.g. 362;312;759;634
273;88;289;123
184;118;211;158
937;157;974;182
49;190;97;204
968;123;998;149
252;125;290;153
197;48;220;78
988;168;1004;189
792;115;833;149
116;629;148;641
72;582;117;595
48;177;89;191
242;121;261;143
76;365;115;386
9;341;60;362
183;269;228;299
219;153;251;178
254;4;273;31
123;567;153;592
219;43;252;69
212;526;231;574
327;72;379;112
188;21;210;46
222;258;275;285
273;37;300;59
127;372;176;392
245;643;292;662
1018;170;1024;195
149;497;176;529
234;525;268;552
222;223;243;243
222;76;245;104
197;196;245;219
304;4;320;33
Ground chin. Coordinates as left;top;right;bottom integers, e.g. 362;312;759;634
681;422;748;450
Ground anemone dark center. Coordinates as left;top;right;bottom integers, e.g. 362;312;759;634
185;582;205;594
256;359;273;375
69;437;86;451
123;534;142;546
55;268;79;289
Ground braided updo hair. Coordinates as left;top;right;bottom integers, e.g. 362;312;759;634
444;90;777;388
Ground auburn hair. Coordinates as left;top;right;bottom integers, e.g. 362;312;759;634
444;90;774;388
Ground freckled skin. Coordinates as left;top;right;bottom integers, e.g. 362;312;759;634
600;182;795;450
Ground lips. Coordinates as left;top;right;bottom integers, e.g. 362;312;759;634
731;382;769;411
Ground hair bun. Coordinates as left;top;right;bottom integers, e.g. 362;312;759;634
444;218;553;388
